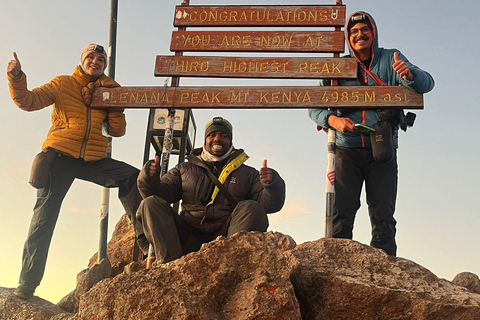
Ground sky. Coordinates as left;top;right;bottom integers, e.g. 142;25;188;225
0;0;479;304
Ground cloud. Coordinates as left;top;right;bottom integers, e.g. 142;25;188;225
274;199;317;218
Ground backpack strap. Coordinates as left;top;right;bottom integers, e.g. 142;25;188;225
203;168;238;207
359;63;386;86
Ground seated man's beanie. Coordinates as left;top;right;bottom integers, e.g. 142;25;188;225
81;43;108;68
204;117;233;142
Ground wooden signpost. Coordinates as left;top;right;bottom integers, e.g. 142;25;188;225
170;31;345;52
173;5;346;27
154;56;358;79
91;3;423;111
90;1;425;255
93;86;423;109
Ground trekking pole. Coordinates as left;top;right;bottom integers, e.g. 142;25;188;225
324;128;335;238
145;107;176;268
99;0;118;262
324;0;343;238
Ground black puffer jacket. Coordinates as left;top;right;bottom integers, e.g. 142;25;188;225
137;148;286;234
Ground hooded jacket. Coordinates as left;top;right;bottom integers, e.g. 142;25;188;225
309;11;435;149
7;66;124;161
137;147;286;234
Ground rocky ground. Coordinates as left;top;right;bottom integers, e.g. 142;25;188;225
2;215;479;320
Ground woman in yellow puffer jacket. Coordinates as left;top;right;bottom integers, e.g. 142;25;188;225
7;44;144;300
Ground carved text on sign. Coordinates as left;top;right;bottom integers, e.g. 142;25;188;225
155;56;357;79
92;86;423;109
170;31;344;52
173;5;346;27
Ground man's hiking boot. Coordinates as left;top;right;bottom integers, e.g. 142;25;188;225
14;285;35;300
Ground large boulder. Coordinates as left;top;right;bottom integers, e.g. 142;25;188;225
287;238;480;320
73;232;480;320
77;232;300;320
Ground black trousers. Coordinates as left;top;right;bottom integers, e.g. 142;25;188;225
19;152;142;291
333;146;398;256
138;196;269;264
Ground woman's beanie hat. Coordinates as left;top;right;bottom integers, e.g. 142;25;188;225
204;117;233;142
81;43;108;67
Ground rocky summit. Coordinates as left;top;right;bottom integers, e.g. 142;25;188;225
1;215;480;320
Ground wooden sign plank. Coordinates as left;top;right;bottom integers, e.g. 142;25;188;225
155;55;357;79
170;31;344;53
174;5;346;27
91;86;423;109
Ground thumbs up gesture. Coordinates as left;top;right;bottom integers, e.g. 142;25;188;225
259;159;273;184
7;52;22;77
148;155;161;177
392;51;413;81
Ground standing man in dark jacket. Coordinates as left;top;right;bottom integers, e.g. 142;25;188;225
136;116;286;264
309;12;434;256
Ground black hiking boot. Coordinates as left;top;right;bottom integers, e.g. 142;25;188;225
14;285;35;300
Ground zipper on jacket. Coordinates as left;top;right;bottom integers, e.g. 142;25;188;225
79;106;92;158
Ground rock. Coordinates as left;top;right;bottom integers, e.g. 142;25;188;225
88;214;138;276
124;261;142;274
60;214;141;314
57;258;112;313
287;238;480;320
56;290;76;315
73;233;480;320
3;229;480;320
0;287;70;320
77;231;301;320
77;258;112;293
452;272;480;294
50;313;79;320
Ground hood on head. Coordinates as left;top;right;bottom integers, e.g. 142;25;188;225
345;11;379;63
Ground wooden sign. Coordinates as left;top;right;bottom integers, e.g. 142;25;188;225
170;31;344;53
174;5;346;27
155;55;357;79
91;86;423;109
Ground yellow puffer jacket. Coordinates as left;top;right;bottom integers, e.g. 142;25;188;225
8;66;125;161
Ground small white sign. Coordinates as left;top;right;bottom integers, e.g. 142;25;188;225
152;109;185;131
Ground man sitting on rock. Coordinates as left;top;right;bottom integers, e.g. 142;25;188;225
136;116;286;264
